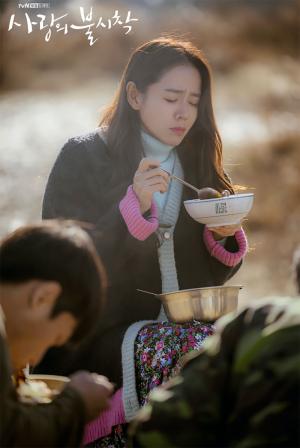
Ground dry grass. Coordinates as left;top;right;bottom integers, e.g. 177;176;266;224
1;1;299;90
227;133;300;304
233;133;300;233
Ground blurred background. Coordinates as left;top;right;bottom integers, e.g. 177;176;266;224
0;0;299;304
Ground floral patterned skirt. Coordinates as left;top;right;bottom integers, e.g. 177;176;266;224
86;321;214;447
135;321;214;406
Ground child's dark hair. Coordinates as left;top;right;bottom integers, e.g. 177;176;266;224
100;36;234;195
0;221;107;344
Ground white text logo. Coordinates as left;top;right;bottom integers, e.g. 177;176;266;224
18;3;50;8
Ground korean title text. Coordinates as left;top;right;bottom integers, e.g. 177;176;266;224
8;7;139;46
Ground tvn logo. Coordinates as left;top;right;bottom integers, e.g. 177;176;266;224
18;3;50;8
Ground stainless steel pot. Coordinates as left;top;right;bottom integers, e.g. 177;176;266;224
138;285;242;323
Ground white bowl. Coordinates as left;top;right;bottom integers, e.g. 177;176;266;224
184;193;254;227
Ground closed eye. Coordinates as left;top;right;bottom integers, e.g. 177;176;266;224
165;98;199;107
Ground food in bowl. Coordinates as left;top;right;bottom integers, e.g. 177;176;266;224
197;188;231;200
197;187;222;199
184;193;254;227
16;374;69;404
17;379;54;404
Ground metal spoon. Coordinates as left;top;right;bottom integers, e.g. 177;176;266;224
137;288;157;296
160;168;230;198
160;168;202;196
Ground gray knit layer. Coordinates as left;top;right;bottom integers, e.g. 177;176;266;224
156;151;183;294
121;152;183;421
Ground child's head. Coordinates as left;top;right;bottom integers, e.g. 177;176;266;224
0;221;106;370
101;37;233;193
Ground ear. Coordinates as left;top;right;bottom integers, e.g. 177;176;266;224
29;281;62;318
126;81;143;110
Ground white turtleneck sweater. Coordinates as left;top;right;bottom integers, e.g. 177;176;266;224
141;129;176;211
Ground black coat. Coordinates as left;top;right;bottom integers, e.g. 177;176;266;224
35;131;242;385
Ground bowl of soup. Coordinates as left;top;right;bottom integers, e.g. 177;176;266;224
184;193;254;227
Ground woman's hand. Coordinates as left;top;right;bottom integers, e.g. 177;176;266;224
69;371;114;422
208;223;242;241
133;158;170;214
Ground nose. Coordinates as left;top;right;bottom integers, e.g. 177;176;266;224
174;100;189;121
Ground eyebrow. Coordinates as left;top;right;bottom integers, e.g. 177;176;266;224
164;88;201;98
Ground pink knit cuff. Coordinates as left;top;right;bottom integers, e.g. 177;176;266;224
83;388;126;444
119;185;159;241
203;226;248;267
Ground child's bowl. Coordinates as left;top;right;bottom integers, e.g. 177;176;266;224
28;374;70;392
17;374;69;404
184;193;254;227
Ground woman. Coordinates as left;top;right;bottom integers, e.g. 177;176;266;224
36;37;247;436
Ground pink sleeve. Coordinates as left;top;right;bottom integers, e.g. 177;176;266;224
83;388;125;444
203;226;248;267
119;185;159;241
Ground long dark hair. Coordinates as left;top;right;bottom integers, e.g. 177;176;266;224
100;36;234;195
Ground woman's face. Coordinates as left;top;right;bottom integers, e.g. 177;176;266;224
135;64;201;146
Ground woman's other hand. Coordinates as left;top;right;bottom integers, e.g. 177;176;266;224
69;371;114;422
209;223;242;240
133;158;169;214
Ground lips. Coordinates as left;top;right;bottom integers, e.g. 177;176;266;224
170;127;186;136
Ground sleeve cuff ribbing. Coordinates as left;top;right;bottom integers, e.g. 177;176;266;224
119;185;159;241
83;388;125;444
203;226;248;267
